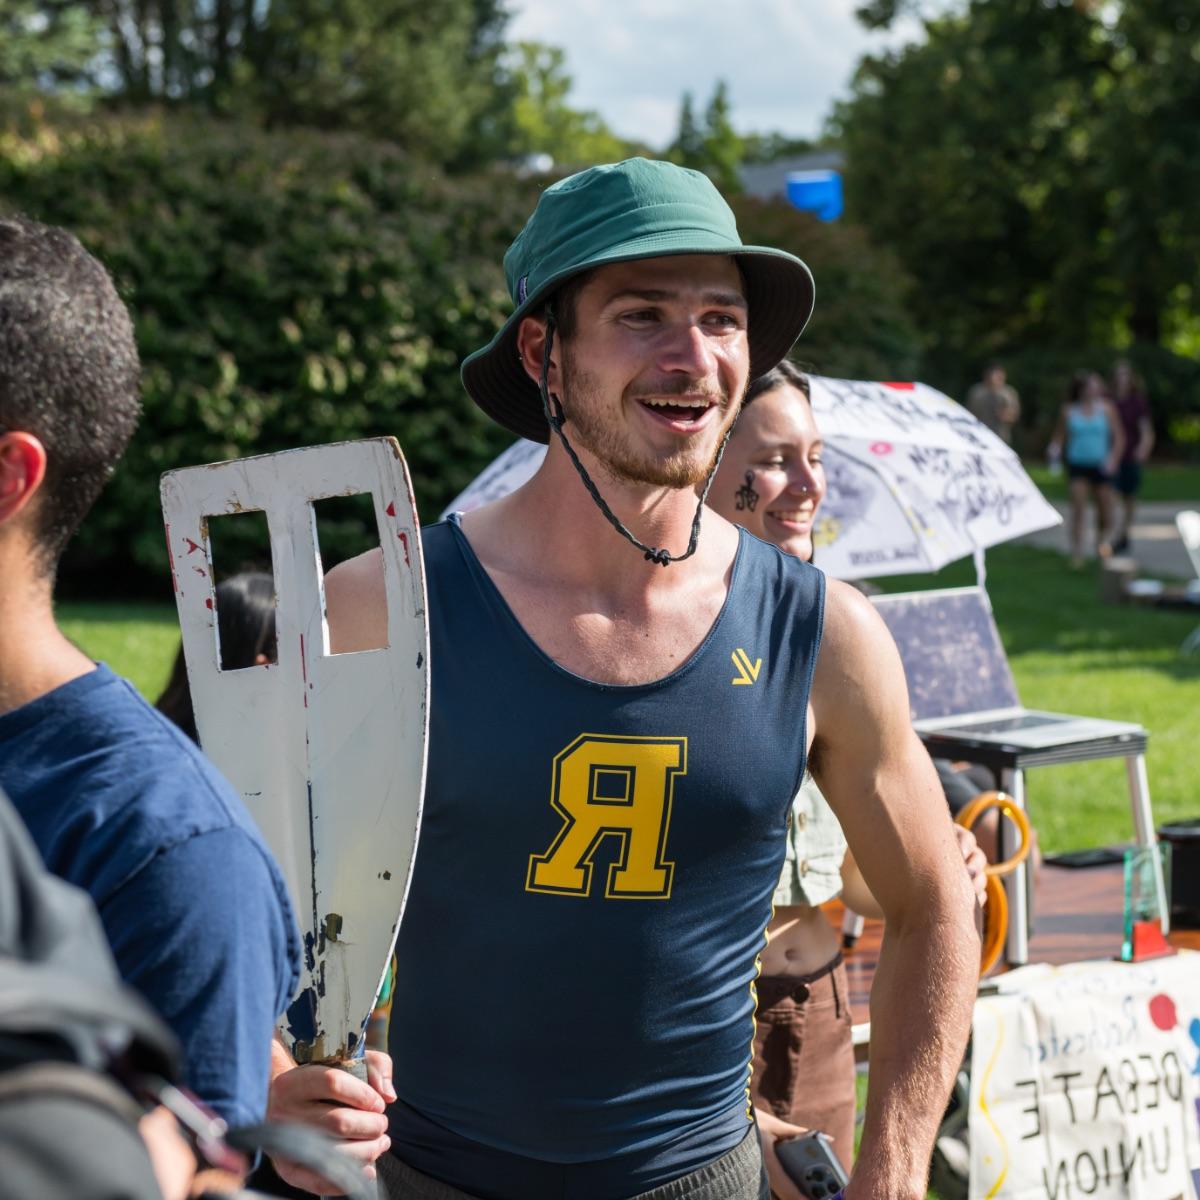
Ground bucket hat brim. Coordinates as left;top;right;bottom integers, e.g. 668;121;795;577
461;238;815;445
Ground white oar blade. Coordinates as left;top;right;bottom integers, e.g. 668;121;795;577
161;438;428;1062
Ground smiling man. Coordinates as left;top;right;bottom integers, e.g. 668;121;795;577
268;159;979;1200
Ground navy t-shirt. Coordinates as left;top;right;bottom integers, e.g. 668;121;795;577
0;664;300;1127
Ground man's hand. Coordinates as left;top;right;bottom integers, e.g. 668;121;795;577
267;1046;396;1195
756;1107;810;1200
952;824;988;909
138;1106;199;1200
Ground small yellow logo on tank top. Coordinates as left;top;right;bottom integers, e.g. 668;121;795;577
731;648;762;686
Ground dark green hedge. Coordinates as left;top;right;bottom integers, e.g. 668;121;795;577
2;114;538;586
1;116;924;590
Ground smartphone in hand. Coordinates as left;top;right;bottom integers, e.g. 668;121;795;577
774;1130;849;1199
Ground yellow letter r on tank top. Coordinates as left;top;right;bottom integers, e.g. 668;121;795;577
526;734;687;899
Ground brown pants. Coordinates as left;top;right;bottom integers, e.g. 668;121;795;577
749;954;857;1169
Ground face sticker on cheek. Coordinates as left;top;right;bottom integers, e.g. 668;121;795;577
734;470;760;513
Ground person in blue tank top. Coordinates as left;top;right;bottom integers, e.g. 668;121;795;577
1048;370;1124;567
269;159;980;1200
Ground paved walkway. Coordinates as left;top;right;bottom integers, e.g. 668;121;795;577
1017;501;1197;579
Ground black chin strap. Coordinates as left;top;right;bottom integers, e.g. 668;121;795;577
538;310;736;567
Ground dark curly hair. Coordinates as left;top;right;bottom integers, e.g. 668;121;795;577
0;216;141;575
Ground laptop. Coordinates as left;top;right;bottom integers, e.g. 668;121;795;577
869;586;1144;750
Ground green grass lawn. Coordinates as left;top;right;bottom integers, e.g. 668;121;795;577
57;601;183;703
60;540;1199;852
1023;461;1200;503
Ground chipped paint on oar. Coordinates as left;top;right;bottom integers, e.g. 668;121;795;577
161;438;428;1067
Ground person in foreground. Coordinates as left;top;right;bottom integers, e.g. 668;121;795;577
0;215;300;1131
708;361;988;1172
271;159;980;1200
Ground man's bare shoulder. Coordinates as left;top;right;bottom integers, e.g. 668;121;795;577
813;580;908;725
325;548;386;654
819;579;893;663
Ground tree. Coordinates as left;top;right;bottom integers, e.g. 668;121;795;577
702;79;742;193
0;1;104;108
506;41;632;167
740;131;817;164
669;81;743;188
0;0;514;166
833;0;1200;387
670;91;705;170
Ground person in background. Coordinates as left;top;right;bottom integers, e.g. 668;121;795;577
1048;370;1124;567
1108;359;1154;555
708;361;988;1170
157;571;277;741
0;214;300;1132
966;363;1021;446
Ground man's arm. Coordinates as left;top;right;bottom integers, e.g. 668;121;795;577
1001;386;1020;426
325;548;387;654
100;828;296;1130
1136;413;1155;463
809;582;979;1200
1104;401;1126;474
841;826;988;920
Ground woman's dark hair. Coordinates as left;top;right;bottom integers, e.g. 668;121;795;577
157;572;277;743
744;360;811;407
1067;369;1096;405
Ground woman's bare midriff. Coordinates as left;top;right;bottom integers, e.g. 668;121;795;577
760;903;843;978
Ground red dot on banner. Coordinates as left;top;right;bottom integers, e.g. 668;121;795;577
883;381;915;390
870;441;894;456
1149;993;1177;1031
386;501;396;517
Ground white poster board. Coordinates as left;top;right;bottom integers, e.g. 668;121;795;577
970;953;1200;1200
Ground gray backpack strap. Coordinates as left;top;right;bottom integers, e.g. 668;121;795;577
0;1060;144;1125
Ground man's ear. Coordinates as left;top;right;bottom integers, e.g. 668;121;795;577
515;314;562;395
0;432;48;525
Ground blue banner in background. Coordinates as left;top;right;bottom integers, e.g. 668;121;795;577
786;170;844;222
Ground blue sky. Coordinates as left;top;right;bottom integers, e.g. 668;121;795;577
507;0;924;149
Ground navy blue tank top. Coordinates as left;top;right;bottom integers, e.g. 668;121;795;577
388;515;824;1192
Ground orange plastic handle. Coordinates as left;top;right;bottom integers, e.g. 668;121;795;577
955;791;1033;975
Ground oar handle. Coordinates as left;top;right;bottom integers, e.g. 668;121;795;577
335;1057;369;1084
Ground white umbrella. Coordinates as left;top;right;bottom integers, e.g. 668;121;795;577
443;376;1061;581
806;377;1060;580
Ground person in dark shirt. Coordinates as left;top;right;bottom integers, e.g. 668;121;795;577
0;215;300;1129
1108;359;1154;555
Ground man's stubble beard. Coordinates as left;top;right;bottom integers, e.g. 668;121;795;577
557;347;742;490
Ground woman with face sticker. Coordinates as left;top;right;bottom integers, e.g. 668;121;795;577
709;363;988;1177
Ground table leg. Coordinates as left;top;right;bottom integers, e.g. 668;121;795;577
1125;753;1169;934
1001;767;1029;965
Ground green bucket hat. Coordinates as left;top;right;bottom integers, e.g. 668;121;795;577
461;157;816;444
